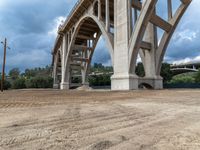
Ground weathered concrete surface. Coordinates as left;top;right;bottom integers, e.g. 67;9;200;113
52;0;192;90
0;89;200;149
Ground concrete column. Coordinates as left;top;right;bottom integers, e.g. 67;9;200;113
53;54;59;89
69;30;72;44
111;0;138;90
81;42;89;87
141;23;163;89
105;0;110;32
98;0;102;20
143;24;156;77
67;33;70;46
60;34;70;90
168;0;173;20
134;9;138;24
81;69;89;87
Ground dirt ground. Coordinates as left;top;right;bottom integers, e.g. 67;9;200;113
0;89;200;150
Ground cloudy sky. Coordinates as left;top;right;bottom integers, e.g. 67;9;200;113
0;0;200;72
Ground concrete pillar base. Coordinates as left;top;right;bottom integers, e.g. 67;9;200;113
53;83;59;89
77;82;92;91
60;82;70;90
139;76;163;90
82;82;89;87
111;74;139;90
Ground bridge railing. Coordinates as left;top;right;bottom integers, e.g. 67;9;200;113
62;0;83;30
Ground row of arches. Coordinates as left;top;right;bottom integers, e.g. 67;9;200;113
52;0;192;90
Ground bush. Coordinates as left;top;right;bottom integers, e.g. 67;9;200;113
12;78;26;89
89;74;111;86
26;76;53;88
170;75;195;84
161;63;173;83
136;63;145;77
195;69;200;83
0;80;11;90
9;68;20;80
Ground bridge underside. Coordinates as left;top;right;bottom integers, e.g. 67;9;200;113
171;68;198;76
52;0;192;90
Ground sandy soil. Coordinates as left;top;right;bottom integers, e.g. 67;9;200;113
0;89;200;150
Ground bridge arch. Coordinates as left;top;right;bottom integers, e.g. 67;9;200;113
53;0;192;90
138;83;153;89
156;1;192;75
127;0;191;89
128;0;158;74
63;14;114;87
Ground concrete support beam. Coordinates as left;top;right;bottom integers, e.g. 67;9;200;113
181;0;192;4
105;0;110;32
60;34;70;90
132;0;142;10
81;69;89;86
140;22;163;89
53;83;60;89
143;23;157;78
150;14;172;32
111;0;138;90
98;0;102;20
168;0;173;20
60;82;70;90
140;41;152;50
53;53;59;89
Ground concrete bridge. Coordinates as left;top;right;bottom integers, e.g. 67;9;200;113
171;62;200;75
52;0;192;90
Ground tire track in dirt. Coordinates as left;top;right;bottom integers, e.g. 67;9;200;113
1;90;200;150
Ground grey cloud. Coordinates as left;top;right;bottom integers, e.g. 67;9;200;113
166;0;200;62
92;37;111;66
0;0;78;72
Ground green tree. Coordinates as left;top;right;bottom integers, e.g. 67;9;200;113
26;76;53;88
0;79;11;90
161;63;173;83
12;77;26;89
22;66;52;79
195;69;200;83
136;62;145;77
170;75;195;84
23;69;36;79
9;68;20;80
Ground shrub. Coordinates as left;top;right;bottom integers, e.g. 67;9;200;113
89;74;111;86
9;68;20;80
170;75;195;84
195;69;200;83
0;80;11;90
161;63;173;83
12;78;26;89
26;76;53;88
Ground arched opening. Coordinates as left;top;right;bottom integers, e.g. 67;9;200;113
89;37;112;88
65;16;114;89
129;0;191;81
138;83;153;89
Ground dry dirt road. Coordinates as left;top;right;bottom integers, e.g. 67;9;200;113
0;89;200;150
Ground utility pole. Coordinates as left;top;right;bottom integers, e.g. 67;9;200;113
1;38;10;92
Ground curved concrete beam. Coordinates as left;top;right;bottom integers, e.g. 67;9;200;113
62;14;114;83
128;0;158;74
156;0;192;75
